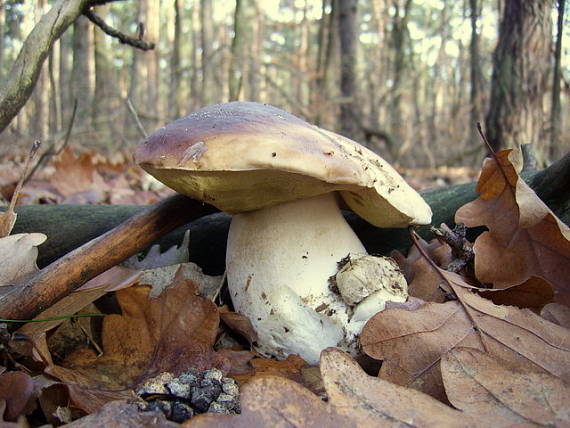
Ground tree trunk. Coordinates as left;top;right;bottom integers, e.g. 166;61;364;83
228;0;245;101
337;0;359;138
389;0;412;151
469;0;482;146
484;0;552;167
71;15;92;131
550;0;565;161
200;0;214;105
92;4;113;134
0;0;96;134
9;153;569;275
169;0;183;119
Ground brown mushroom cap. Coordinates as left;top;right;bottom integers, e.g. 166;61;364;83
134;101;432;227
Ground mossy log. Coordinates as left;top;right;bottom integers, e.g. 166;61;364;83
7;152;570;275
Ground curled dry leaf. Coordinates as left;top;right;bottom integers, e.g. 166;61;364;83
186;349;472;427
442;347;570;427
455;149;570;302
0;232;46;286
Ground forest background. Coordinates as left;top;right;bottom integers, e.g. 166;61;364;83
0;0;568;170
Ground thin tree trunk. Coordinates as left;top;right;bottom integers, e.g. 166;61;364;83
469;0;482;146
71;15;91;131
247;0;262;101
337;0;359;138
229;0;245;101
200;0;214;105
170;0;183;119
550;0;565;160
92;4;112;133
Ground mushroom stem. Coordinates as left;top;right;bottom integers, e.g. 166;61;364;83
226;192;367;363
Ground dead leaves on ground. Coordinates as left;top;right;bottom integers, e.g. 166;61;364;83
1;147;569;426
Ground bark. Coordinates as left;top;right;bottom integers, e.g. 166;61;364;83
8;152;569;276
228;0;245;101
469;0;482;146
0;4;4;81
0;0;107;134
169;0;183;119
71;15;92;130
92;4;112;130
200;0;214;105
484;0;552;165
145;0;160;130
0;195;218;321
247;0;262;101
389;0;412;149
337;0;359;138
550;0;565;160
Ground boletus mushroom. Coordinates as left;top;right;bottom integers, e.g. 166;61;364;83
134;101;432;364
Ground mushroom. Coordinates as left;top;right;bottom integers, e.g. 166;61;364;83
134;101;432;364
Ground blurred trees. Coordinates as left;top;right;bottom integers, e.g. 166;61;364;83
0;0;568;168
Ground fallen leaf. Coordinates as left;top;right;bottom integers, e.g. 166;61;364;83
13;266;141;364
0;233;46;286
219;310;258;346
55;268;226;395
320;349;472;426
360;299;481;402
541;303;570;328
62;400;179;427
0;371;33;421
361;280;570;401
186;349;472;427
455;150;570;301
476;276;555;308
49;147;109;202
442;347;570;427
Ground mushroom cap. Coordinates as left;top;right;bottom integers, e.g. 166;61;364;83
134;101;432;227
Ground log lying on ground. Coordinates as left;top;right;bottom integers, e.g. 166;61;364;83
0;194;217;320
7;152;570;275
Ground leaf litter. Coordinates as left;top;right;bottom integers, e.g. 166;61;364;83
1;146;570;425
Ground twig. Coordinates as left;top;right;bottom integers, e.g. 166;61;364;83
0;141;41;237
0;194;217;322
127;98;148;138
84;9;155;51
24;99;78;185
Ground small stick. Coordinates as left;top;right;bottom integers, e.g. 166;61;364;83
127;98;148;138
0;194;217;321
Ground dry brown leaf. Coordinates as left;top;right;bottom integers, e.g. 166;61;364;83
14;266;141;364
455;150;570;301
442;347;570;427
541;303;570;328
0;232;46;286
0;371;33;421
219;310;258;346
360;299;481;402
47;268;227;411
49;147;109;202
186;349;472;427
361;280;570;401
62;400;178;427
476;276;555;308
320;349;472;427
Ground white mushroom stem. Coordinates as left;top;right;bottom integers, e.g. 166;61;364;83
226;192;367;363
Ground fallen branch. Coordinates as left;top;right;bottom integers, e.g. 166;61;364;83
0;194;217;321
7;152;569;278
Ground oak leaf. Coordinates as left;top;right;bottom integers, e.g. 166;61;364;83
442;347;570;427
0;233;46;286
455;150;570;301
186;349;472;427
47;268;226;412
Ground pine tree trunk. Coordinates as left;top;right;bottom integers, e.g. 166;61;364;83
337;0;358;138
